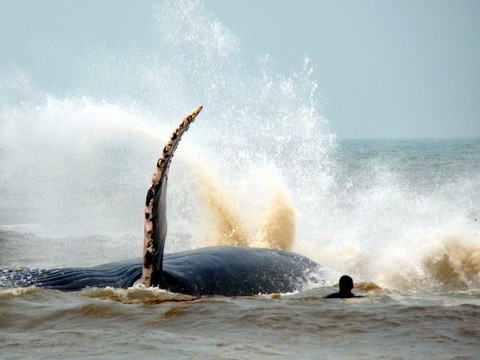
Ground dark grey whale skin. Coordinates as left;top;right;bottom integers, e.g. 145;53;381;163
1;246;323;296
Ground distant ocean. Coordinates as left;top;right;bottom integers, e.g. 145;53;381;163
1;1;479;358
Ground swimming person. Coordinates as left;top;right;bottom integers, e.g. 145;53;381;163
325;275;360;298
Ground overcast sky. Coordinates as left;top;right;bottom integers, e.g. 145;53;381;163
1;0;479;138
204;1;480;138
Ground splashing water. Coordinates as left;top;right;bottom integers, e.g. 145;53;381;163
0;1;479;292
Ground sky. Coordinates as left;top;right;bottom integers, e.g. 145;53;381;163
1;0;479;139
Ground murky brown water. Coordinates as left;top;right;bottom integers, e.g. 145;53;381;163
1;284;479;359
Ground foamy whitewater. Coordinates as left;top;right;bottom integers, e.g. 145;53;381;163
1;1;479;359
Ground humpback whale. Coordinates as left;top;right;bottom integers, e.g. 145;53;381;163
0;107;324;296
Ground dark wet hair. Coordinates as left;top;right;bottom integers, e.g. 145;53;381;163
339;275;354;292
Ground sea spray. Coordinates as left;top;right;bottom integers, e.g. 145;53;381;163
0;97;164;237
251;182;296;251
1;0;479;293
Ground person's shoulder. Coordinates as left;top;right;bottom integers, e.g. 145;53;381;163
325;292;363;299
324;292;341;298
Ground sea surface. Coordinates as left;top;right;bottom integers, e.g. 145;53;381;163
1;138;479;359
1;1;479;359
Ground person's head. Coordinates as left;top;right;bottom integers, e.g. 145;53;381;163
339;275;354;293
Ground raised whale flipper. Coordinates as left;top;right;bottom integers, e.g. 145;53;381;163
1;105;325;295
141;106;203;287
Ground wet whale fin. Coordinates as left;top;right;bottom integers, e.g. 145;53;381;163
141;106;203;287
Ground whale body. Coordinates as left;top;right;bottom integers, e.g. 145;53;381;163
0;107;324;296
2;247;322;296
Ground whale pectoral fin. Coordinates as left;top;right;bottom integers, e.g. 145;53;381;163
141;106;203;288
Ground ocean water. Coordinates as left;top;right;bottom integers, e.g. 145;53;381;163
1;1;480;359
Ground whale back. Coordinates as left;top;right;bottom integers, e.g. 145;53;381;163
141;106;203;287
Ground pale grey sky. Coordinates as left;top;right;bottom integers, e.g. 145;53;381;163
1;0;479;138
204;1;480;138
